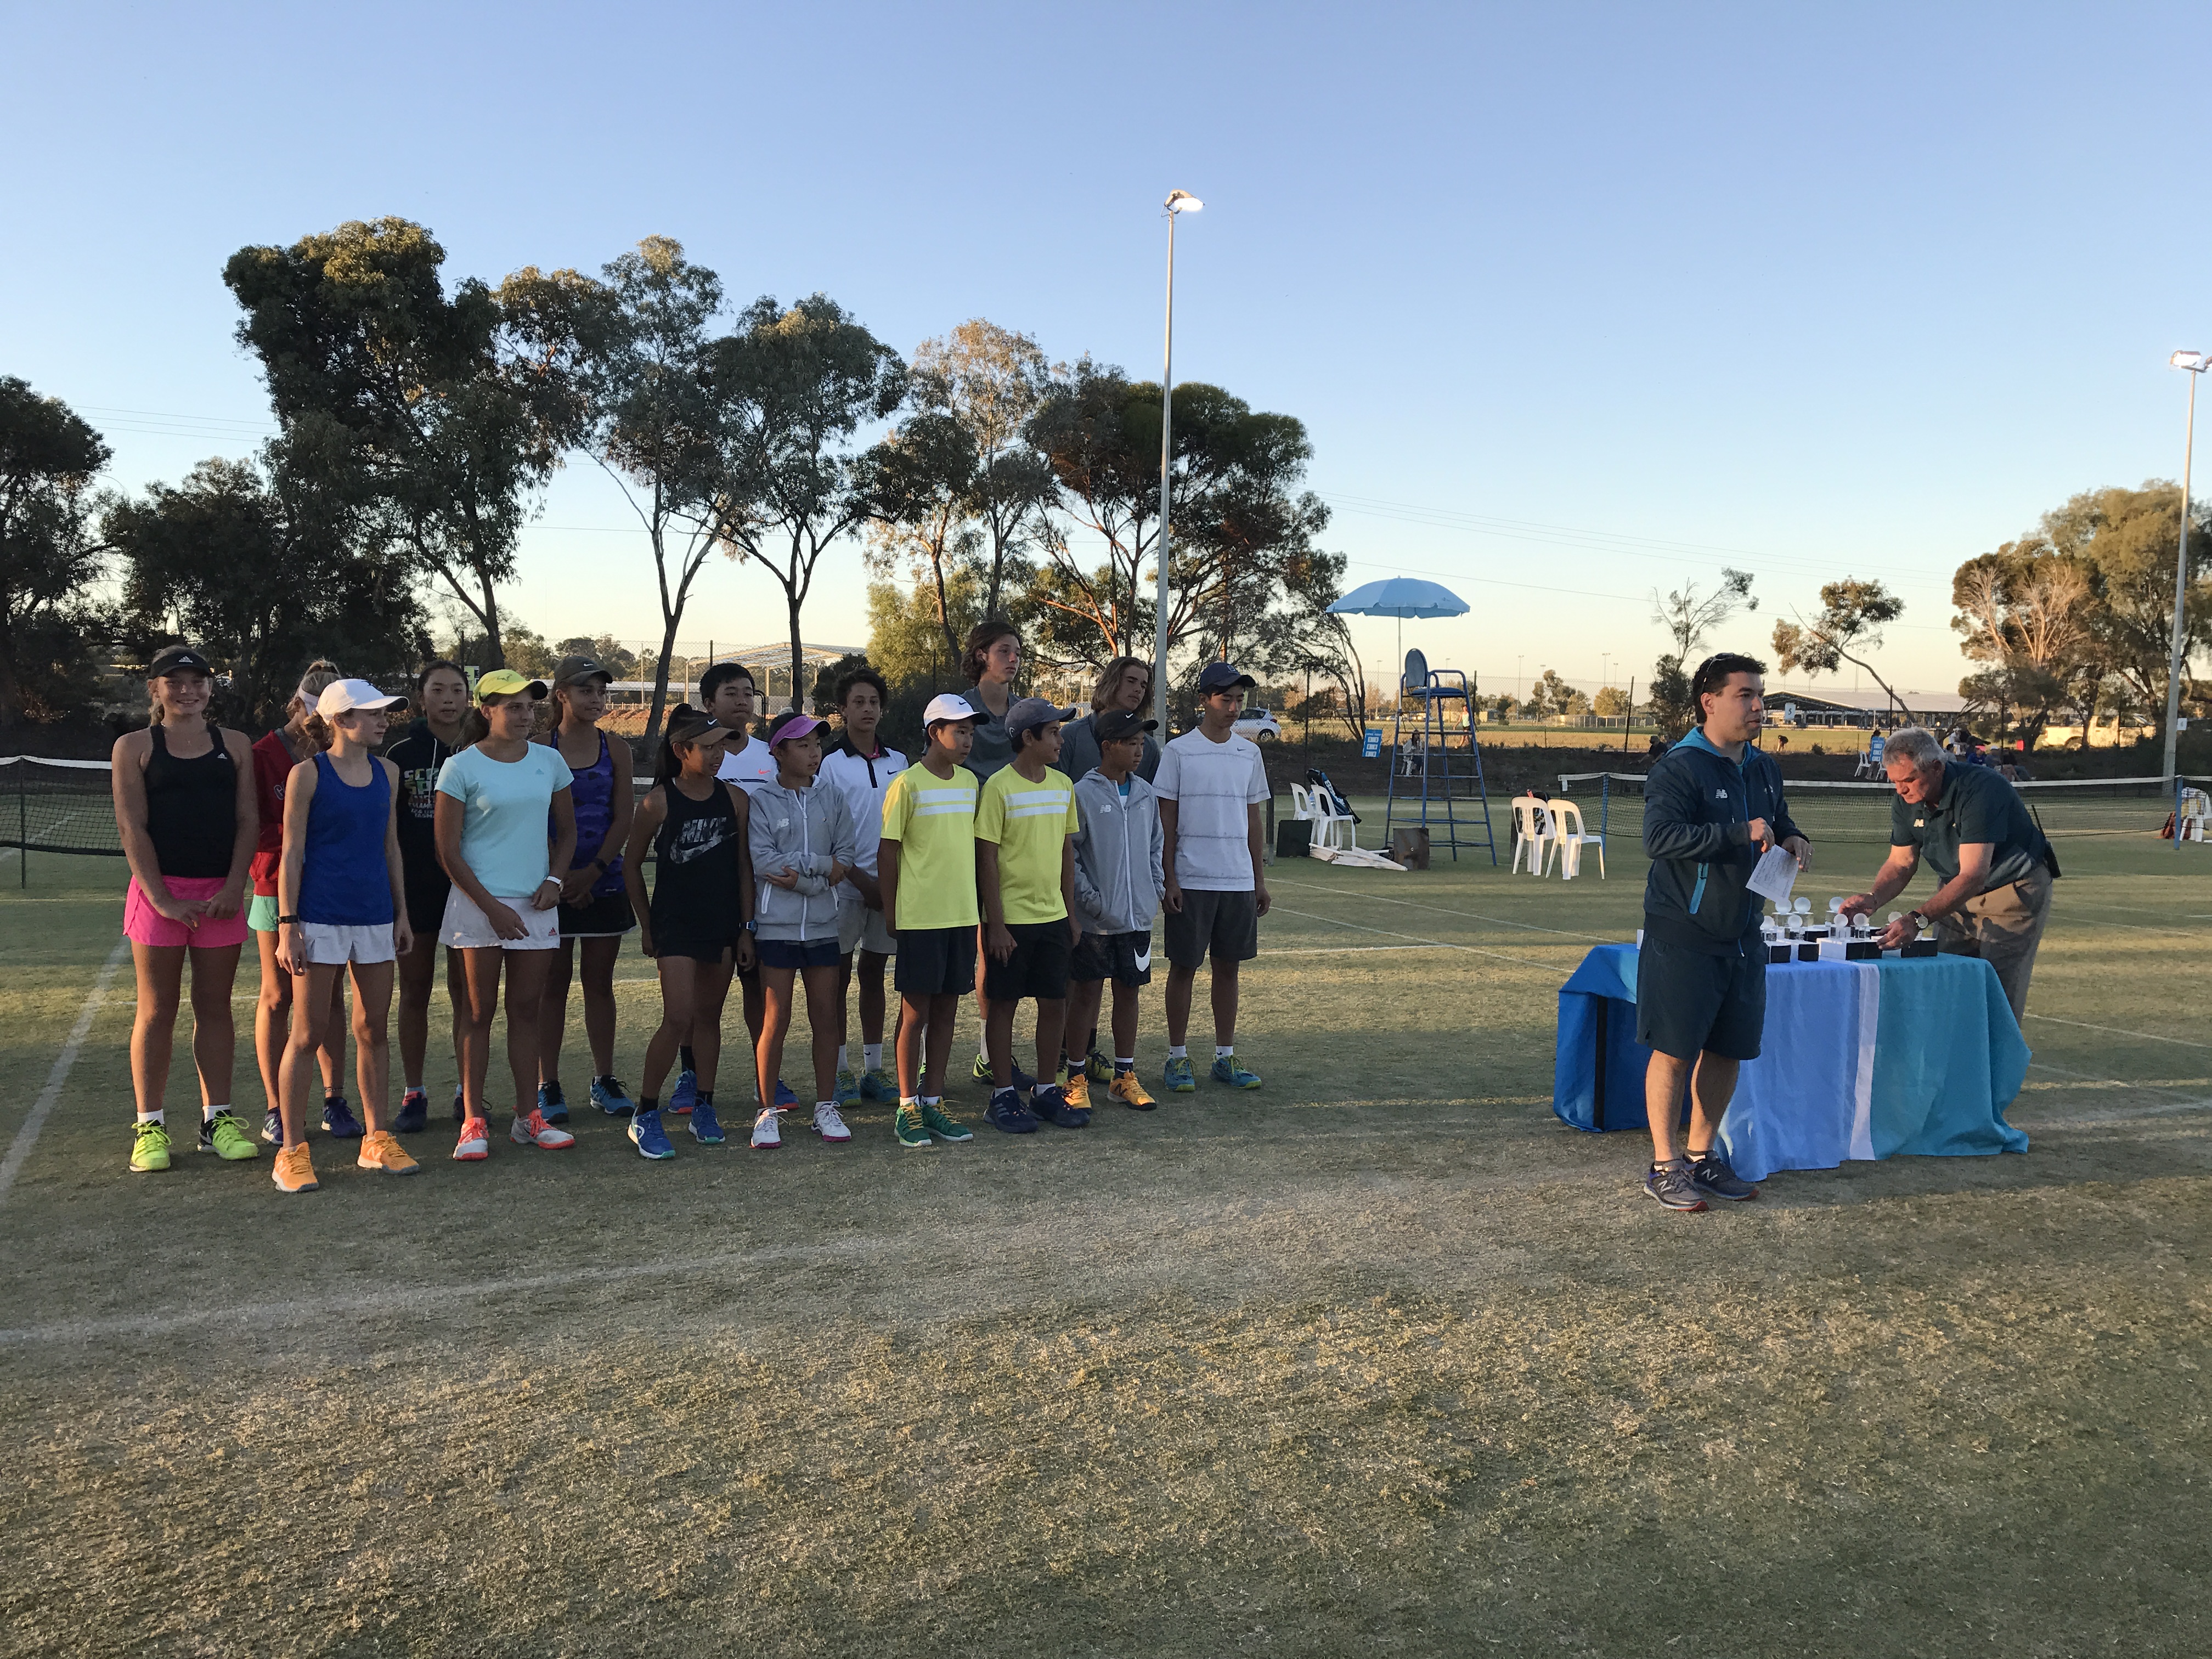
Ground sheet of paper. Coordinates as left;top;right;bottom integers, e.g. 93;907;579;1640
1746;844;1801;907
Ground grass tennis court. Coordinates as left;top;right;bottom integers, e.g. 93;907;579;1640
4;823;2210;1656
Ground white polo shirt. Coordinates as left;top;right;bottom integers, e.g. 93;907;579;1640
818;740;909;882
715;735;778;795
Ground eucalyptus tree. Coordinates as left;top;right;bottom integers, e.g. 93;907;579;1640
0;377;111;720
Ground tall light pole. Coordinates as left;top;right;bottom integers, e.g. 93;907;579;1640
2165;349;2208;781
1153;189;1202;732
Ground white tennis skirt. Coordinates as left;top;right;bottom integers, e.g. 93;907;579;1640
439;888;562;951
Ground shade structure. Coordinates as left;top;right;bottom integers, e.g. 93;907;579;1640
1325;577;1470;619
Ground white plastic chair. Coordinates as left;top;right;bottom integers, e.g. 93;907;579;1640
1510;797;1555;875
1545;797;1605;880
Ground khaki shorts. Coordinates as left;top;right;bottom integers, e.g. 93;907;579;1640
1935;868;2051;1025
837;902;896;958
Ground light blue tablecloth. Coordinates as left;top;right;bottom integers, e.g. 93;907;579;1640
1554;944;2031;1182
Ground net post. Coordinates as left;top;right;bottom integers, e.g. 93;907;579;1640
16;758;24;890
1600;774;1610;840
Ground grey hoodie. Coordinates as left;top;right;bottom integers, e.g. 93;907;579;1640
1071;769;1166;936
748;777;859;942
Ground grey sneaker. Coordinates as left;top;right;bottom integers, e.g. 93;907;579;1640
1643;1161;1708;1212
1688;1154;1758;1202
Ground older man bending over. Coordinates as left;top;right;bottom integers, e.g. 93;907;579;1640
1839;725;2057;1024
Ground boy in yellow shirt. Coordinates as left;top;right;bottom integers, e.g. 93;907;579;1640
975;698;1087;1132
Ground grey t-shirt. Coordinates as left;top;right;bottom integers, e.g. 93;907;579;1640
1889;761;2051;891
961;684;1015;781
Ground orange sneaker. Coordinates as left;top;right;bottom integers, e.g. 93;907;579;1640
1108;1071;1157;1111
453;1116;490;1161
271;1142;319;1194
357;1130;421;1176
510;1109;575;1150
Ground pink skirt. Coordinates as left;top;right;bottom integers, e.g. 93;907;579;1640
124;875;251;950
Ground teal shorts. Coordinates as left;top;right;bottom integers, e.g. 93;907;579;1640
249;894;280;933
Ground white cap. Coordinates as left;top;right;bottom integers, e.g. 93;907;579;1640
923;692;979;726
317;678;407;718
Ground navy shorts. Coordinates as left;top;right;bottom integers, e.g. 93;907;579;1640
983;919;1074;1004
894;926;977;998
757;936;841;972
1635;938;1766;1061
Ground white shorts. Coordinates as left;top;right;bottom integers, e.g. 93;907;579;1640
837;902;896;958
298;922;398;966
439;888;562;951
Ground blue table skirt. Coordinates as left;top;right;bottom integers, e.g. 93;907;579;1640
1553;943;2030;1182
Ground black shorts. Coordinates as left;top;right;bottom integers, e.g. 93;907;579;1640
1071;928;1154;987
894;925;977;998
404;871;452;938
558;889;636;938
1164;888;1259;969
652;935;736;965
1634;937;1767;1061
757;936;841;971
983;918;1074;1003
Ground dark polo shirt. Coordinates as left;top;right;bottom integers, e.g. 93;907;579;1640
1889;761;2051;891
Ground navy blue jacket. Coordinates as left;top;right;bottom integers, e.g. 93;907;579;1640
1641;731;1804;955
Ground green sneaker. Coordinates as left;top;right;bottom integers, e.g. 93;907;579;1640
1210;1053;1262;1089
834;1068;861;1108
859;1066;898;1102
970;1052;995;1084
894;1102;933;1150
1084;1050;1113;1084
197;1111;260;1161
1163;1055;1197;1094
129;1120;173;1173
919;1102;973;1143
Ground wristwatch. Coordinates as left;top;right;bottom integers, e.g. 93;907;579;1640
742;918;757;933
1906;909;1929;932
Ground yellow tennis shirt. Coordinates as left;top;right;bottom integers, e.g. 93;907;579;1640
975;765;1080;924
879;764;979;930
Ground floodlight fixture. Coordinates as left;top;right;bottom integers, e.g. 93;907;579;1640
2172;349;2210;373
1165;190;1203;214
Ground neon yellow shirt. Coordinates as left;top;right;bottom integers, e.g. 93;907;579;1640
878;764;979;930
975;765;1080;924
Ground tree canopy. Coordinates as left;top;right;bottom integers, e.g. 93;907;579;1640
0;376;112;721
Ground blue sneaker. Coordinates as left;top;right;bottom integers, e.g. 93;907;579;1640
591;1076;634;1117
1163;1056;1197;1094
668;1069;697;1116
774;1077;798;1110
1030;1085;1091;1130
859;1066;898;1102
833;1068;861;1108
628;1108;676;1161
393;1089;428;1135
690;1101;725;1145
537;1080;569;1124
321;1095;363;1138
985;1087;1039;1134
1210;1053;1261;1090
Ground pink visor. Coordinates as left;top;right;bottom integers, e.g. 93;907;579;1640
770;713;827;747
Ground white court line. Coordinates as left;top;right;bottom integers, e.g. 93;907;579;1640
2023;1013;2212;1049
1268;906;1569;975
1260;944;1431;957
0;939;130;1208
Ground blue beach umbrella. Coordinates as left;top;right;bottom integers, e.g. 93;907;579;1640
1325;577;1470;673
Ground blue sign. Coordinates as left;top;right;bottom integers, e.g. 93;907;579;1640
1362;727;1383;759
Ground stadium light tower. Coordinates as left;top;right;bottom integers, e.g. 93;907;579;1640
1153;189;1202;731
2164;349;2209;781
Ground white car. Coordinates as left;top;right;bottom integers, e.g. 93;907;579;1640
1233;707;1283;743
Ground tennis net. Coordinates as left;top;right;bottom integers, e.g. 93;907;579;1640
1;755;121;857
1551;770;2204;847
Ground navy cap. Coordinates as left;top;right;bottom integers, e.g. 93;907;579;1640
147;644;213;677
1094;708;1158;743
1006;696;1079;736
1197;661;1257;692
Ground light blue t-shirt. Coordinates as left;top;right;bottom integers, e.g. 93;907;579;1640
435;744;571;898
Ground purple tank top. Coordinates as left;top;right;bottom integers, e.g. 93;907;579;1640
551;731;625;895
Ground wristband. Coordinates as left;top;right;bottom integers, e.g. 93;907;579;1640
742;918;757;933
278;914;303;926
540;877;561;890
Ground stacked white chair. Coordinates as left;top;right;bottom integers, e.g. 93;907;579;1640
1510;797;1555;875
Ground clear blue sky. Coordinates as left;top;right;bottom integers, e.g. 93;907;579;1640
7;2;2210;699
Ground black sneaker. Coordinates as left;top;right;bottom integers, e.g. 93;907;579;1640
1028;1085;1091;1130
985;1087;1039;1134
1688;1154;1758;1202
1643;1162;1708;1212
321;1094;363;1138
261;1108;283;1146
393;1089;428;1135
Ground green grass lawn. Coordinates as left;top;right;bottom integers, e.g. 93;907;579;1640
3;826;2209;1657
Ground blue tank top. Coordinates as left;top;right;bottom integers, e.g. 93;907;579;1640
298;752;394;926
553;731;625;896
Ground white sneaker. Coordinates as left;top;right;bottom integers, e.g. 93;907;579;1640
750;1108;782;1150
811;1101;851;1143
510;1109;575;1150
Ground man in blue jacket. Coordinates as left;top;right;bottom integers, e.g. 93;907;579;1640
1639;653;1811;1211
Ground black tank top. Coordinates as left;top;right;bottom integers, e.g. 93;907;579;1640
651;777;743;940
145;723;238;879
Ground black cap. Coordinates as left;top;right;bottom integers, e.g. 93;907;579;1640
148;645;213;677
1197;661;1256;693
1094;708;1158;743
